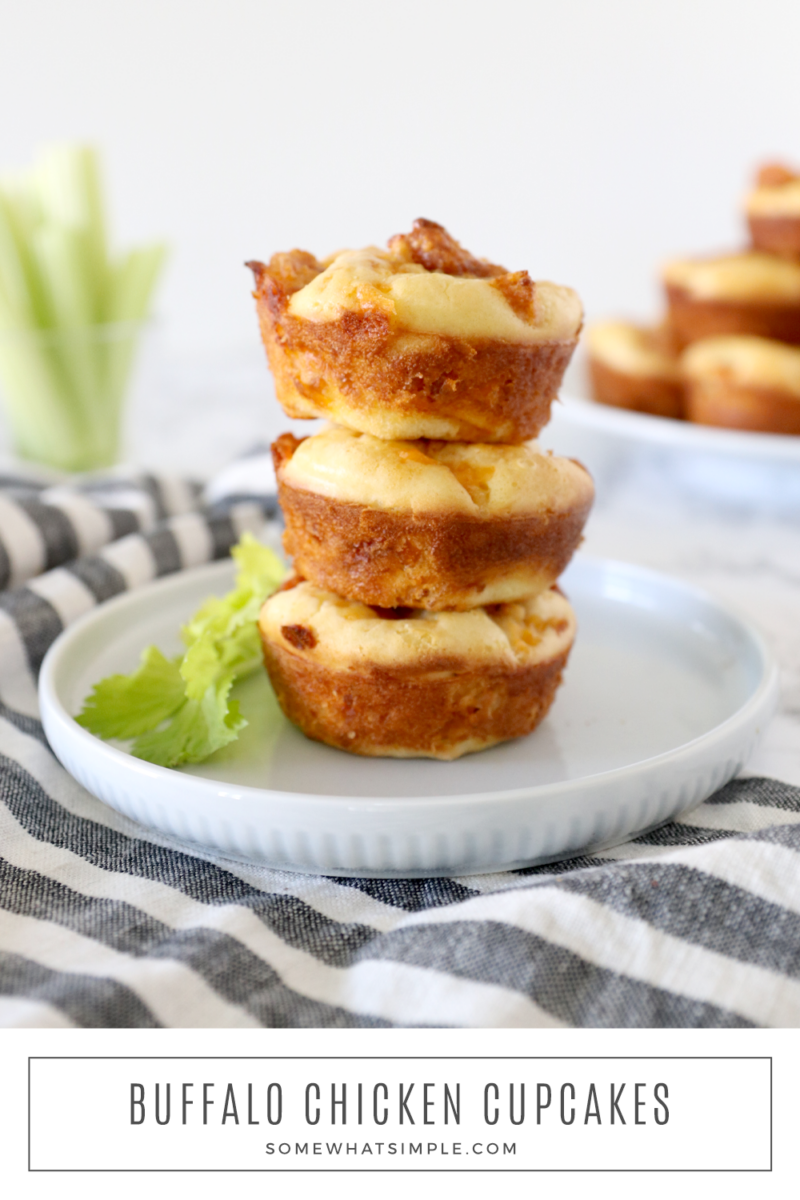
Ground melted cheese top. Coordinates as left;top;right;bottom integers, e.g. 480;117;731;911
662;253;800;301
682;335;800;397
260;582;575;669
279;425;593;517
746;180;800;217
288;247;582;342
586;321;680;379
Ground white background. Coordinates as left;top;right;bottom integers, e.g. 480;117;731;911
1;0;799;468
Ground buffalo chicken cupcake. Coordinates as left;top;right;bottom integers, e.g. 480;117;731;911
586;320;683;418
682;335;800;434
662;252;800;348
248;219;582;443
272;427;594;610
746;163;800;261
259;580;576;759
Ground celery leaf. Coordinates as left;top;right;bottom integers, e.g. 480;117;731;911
131;676;246;768
76;646;185;739
75;535;285;766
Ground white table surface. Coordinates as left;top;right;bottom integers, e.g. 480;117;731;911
2;344;798;787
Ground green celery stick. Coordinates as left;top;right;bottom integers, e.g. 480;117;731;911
0;194;36;328
0;333;88;465
31;225;96;328
35;144;108;320
107;244;167;321
102;245;166;428
29;226;99;449
0;143;168;470
0;183;53;328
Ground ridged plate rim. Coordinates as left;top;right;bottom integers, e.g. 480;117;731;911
38;556;779;875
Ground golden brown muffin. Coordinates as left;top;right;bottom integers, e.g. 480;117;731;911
682;335;800;434
586;320;683;418
746;163;800;261
272;428;593;610
662;252;800;349
248;220;582;443
259;580;576;759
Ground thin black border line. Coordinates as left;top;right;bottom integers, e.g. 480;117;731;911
28;1054;773;1174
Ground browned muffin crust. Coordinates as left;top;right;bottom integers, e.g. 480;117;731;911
685;379;800;434
748;215;800;261
261;635;570;760
588;358;684;419
665;285;800;349
273;433;592;610
747;163;800;261
387;217;507;278
247;221;580;443
755;164;798;187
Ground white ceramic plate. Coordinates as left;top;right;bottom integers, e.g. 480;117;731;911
39;557;778;877
552;391;800;462
554;349;800;463
540;366;800;507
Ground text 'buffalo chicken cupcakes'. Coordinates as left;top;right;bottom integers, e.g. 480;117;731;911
662;252;800;349
746;163;800;261
682;335;800;434
272;428;594;611
248;219;582;443
586;320;683;418
259;580;576;760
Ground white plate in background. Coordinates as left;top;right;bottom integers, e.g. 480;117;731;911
541;360;800;506
39;556;777;877
551;391;800;461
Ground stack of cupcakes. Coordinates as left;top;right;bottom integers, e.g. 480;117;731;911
248;220;593;759
587;162;800;435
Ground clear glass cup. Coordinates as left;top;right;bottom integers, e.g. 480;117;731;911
0;320;145;472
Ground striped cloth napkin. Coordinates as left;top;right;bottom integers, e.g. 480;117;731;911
1;456;799;1029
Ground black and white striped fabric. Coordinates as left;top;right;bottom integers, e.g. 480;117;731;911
1;456;799;1028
